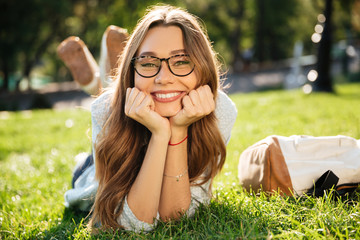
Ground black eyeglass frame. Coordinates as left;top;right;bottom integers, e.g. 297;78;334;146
131;54;195;78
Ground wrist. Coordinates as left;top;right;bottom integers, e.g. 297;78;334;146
170;126;188;143
150;119;171;140
151;129;171;143
169;135;188;146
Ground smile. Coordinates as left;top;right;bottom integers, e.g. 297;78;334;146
155;92;180;99
151;91;185;103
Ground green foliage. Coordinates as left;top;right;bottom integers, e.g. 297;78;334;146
1;0;359;91
1;83;360;239
0;0;73;88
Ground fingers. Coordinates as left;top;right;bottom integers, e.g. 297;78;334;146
131;91;146;114
196;85;215;114
125;87;135;115
137;94;155;115
184;85;215;117
202;85;215;114
125;87;146;116
125;87;158;119
125;88;149;126
125;88;169;135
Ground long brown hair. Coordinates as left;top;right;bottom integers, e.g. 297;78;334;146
90;5;226;229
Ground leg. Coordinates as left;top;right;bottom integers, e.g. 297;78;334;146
57;36;101;95
72;154;94;188
99;25;128;88
57;26;129;94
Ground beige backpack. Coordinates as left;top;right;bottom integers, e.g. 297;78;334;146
238;135;360;196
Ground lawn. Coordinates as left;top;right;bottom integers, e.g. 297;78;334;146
1;83;360;239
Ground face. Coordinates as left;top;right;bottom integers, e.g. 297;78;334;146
134;25;198;117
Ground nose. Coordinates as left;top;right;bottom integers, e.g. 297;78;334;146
154;61;174;84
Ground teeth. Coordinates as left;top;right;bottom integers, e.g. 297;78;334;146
155;92;180;99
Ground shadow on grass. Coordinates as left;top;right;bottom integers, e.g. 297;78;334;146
40;207;137;239
41;208;90;239
37;188;360;239
38;203;253;239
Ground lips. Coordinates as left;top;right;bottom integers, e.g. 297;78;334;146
151;91;185;103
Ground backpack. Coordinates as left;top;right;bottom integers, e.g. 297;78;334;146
238;135;360;196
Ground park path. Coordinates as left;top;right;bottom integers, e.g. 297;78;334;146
52;72;291;110
0;82;92;111
2;60;342;111
1;53;355;111
0;69;307;111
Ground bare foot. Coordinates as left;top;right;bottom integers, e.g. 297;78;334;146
105;25;129;70
99;26;129;87
57;37;100;95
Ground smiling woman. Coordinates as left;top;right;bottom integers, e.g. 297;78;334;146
133;25;198;117
63;5;237;233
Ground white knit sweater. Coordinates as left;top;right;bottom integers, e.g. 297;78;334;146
64;90;237;232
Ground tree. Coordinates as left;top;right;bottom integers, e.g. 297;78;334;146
313;0;334;92
312;0;356;92
253;0;299;63
1;0;359;92
183;0;246;72
0;0;74;92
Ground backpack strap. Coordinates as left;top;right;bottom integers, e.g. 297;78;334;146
307;170;339;197
307;170;359;197
336;183;360;196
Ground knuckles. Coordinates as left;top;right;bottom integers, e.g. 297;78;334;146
134;106;147;117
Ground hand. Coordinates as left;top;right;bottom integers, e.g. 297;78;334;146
125;88;170;136
170;85;215;129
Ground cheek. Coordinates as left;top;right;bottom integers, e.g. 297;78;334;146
192;70;201;88
134;75;151;91
182;72;199;90
134;75;141;88
189;74;199;90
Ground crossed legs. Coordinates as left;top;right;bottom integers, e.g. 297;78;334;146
57;25;129;95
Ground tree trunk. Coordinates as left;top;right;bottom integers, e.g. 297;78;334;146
22;60;33;92
1;59;9;92
230;1;244;73
18;20;59;92
255;0;265;63
313;0;334;92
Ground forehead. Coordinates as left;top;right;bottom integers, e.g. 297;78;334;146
137;25;185;57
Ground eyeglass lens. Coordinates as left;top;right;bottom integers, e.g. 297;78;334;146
133;55;194;77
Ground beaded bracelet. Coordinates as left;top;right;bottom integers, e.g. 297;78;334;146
163;168;188;182
168;135;188;146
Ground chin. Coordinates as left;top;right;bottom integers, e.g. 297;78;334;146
157;108;179;117
155;103;181;117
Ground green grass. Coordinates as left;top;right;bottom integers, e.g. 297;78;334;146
1;83;360;239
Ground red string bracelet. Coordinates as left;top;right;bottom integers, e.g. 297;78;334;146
168;135;188;146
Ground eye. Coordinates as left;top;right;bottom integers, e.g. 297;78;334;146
141;62;158;68
171;55;191;66
137;57;159;68
175;60;191;66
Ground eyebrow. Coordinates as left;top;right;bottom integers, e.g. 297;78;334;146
138;49;187;57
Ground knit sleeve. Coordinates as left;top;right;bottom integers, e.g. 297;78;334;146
117;197;160;232
186;179;212;217
63;91;113;212
91;91;112;160
215;90;238;145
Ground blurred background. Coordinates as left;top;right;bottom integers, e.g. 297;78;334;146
0;0;359;108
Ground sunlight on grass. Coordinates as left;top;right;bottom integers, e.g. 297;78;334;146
1;83;360;239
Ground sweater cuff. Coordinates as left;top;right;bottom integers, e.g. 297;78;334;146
117;196;159;233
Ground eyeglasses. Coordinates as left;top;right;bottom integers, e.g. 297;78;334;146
131;54;195;78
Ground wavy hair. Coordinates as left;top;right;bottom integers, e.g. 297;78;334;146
90;5;226;229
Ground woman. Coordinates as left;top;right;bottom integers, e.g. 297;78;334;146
65;5;237;232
